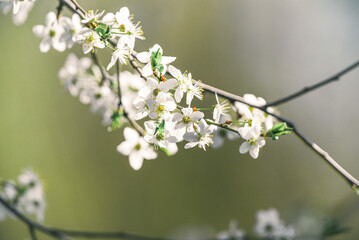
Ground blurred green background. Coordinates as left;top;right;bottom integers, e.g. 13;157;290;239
1;0;359;239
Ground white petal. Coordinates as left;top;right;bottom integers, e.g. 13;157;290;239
184;142;199;149
141;63;153;77
129;151;144;170
172;113;183;122
161;56;176;65
32;25;45;38
183;132;198;142
174;88;183;103
39;38;51;53
190;111;204;120
239;142;250;154
123;127;139;142
168;65;180;79
250;147;259;159
117;142;134;156
160;79;177;92
164;101;177;111
45;11;57;26
136;52;150;63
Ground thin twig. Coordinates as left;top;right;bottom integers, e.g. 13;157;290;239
29;225;38;240
116;60;122;108
91;52;108;85
0;194;167;240
265;59;359;107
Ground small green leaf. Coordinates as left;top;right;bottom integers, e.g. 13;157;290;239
110;111;123;131
154;119;165;135
266;122;293;140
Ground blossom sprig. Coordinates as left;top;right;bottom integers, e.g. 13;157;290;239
0;168;46;223
32;2;293;170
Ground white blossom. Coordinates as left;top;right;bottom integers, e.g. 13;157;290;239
147;92;177;120
168;65;193;103
172;107;204;132
184;119;214;151
75;28;105;54
17;169;46;222
81;9;104;24
254;208;295;240
59;14;83;49
107;40;130;70
144;121;178;149
33;11;66;53
213;93;230;123
117;127;157;170
217;220;246;240
136;44;176;77
58;53;92;97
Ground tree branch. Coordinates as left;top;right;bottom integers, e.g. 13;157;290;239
265;59;359;107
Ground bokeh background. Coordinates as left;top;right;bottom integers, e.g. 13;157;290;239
1;0;359;239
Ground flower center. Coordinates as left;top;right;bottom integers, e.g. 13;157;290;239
134;143;141;150
87;35;94;43
119;24;126;32
49;30;56;37
153;88;160;97
157;104;165;112
155;132;165;141
183;116;191;124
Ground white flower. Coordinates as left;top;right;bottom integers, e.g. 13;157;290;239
119;71;146;119
184;119;214;151
33;11;66;53
186;79;203;105
59;14;83;49
239;137;265;159
217;220;246;240
58;53;92;97
136;44;176;77
172;107;204;131
213;92;230;123
168;65;192;103
147;92;177;120
117;127;157;170
107;40;130;70
81;9;104;24
17;169;46;222
254;208;295;240
109;7;145;50
137;77;177;100
75;28;105;54
144;121;178;149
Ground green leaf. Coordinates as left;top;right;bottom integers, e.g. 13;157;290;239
266;122;293;140
110;111;122;131
150;48;162;69
154;119;165;135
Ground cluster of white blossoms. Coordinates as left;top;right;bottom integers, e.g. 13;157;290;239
0;0;35;25
0;169;46;223
217;208;295;240
32;5;292;170
1;1;291;169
